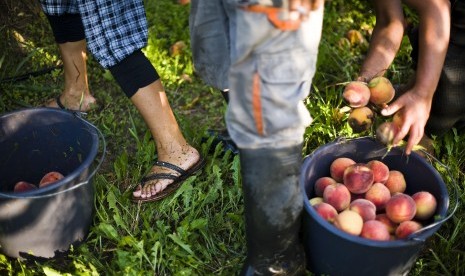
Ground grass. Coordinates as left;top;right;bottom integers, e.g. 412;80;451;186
0;0;464;275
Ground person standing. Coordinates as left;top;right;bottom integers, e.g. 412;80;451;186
39;0;204;203
190;0;324;274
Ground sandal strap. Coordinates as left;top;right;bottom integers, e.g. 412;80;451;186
141;173;178;185
56;96;67;109
154;160;186;175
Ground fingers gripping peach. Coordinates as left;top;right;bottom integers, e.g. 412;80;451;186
376;122;400;146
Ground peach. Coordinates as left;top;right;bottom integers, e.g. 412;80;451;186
169;41;187;56
39;171;65;187
360;220;391;241
330;157;356;182
365;182;391;211
368;76;395;106
309;197;324;206
392;110;404;129
350;198;376;222
314;176;337;197
14;181;38;193
348;106;374;133
346;30;366;45
323;183;351;212
314;202;338;223
334;210;364;236
384;170;406;194
395;220;423;239
367;160;389;184
412;191;437;220
375;213;397;234
343;163;374;194
385;193;417;223
342;81;371;108
376;122;399;146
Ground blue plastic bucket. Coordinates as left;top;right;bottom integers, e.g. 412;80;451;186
0;108;104;259
300;137;454;276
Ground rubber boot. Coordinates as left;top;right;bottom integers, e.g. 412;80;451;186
205;89;238;155
239;145;306;276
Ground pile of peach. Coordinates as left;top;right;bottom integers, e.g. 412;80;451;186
343;77;402;146
13;171;65;193
309;157;437;241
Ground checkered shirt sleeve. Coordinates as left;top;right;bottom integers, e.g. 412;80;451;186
39;0;148;68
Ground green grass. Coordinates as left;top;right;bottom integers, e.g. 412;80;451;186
0;0;464;275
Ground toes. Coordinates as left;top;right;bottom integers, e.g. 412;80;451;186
132;185;142;197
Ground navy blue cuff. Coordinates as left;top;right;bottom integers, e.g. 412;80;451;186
46;13;85;44
109;50;160;98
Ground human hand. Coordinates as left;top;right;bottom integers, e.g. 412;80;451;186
380;88;433;154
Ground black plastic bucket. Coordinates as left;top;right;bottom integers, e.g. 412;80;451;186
300;137;456;276
0;108;104;259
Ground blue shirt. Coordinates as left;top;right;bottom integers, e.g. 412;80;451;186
40;0;148;68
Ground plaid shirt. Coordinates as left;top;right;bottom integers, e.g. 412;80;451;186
40;0;148;68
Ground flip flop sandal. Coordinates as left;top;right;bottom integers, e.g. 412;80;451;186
47;96;100;113
132;156;205;203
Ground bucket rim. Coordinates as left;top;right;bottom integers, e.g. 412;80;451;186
0;107;100;197
300;137;449;247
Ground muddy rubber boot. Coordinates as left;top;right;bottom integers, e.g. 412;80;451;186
204;90;238;155
239;145;306;276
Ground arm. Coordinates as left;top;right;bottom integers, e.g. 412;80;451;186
381;0;450;154
358;0;405;81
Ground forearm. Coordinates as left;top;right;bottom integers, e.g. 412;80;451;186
409;0;450;101
358;1;405;81
359;24;404;80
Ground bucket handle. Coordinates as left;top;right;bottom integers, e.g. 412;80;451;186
407;150;460;242
1;113;107;199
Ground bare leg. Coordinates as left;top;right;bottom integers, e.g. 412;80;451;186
131;79;201;199
46;39;97;111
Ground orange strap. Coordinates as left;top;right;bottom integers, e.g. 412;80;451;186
241;5;301;31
